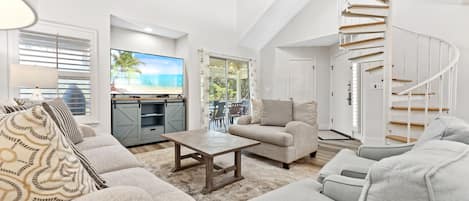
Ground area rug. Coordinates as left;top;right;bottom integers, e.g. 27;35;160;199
135;147;321;201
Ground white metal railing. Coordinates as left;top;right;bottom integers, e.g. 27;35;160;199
394;26;460;143
337;0;460;144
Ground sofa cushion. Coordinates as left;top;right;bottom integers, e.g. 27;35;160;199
251;98;263;124
293;101;317;126
318;149;376;183
360;140;469;201
229;124;293;147
261;99;293;127
82;145;142;174
249;179;333;201
101;168;195;201
77;135;121;151
415;116;469;148
73;186;154;201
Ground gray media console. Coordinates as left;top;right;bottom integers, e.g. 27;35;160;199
111;98;186;147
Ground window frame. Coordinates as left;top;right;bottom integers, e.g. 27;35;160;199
7;20;99;124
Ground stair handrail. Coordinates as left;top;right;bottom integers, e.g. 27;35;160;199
394;26;460;96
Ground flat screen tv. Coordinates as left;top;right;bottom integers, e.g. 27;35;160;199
110;49;184;94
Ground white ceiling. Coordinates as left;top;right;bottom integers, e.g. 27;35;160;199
110;15;187;39
279;34;339;47
238;0;312;50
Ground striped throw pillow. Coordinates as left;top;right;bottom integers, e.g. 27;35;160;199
68;139;108;189
3;105;29;113
42;98;107;188
42;98;84;144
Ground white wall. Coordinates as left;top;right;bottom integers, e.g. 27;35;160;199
111;27;176;56
0;0;257;133
259;0;338;129
261;46;331;129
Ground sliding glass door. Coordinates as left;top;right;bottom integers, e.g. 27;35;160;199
208;57;250;132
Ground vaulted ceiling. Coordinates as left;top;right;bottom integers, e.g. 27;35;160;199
237;0;312;50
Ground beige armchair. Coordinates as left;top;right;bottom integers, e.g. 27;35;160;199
229;101;318;169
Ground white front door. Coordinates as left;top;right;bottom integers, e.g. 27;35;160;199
330;53;353;136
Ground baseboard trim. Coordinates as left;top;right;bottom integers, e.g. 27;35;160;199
318;130;354;141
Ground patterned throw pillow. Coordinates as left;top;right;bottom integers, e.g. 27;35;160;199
42;98;84;144
0;106;97;200
14;97;42;107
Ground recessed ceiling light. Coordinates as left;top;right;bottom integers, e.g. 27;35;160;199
144;27;153;33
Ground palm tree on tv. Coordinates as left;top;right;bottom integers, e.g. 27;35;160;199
111;51;144;86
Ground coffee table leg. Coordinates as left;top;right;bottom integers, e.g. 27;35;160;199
173;143;181;171
202;156;214;194
235;151;241;178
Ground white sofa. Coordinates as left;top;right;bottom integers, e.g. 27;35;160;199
73;125;194;201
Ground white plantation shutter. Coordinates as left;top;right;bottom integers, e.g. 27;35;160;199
18;30;92;116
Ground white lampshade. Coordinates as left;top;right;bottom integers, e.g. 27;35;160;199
10;64;58;89
0;0;38;30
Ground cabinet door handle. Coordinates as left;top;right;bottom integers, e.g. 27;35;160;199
150;128;156;131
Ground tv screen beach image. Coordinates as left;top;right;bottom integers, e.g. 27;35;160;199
111;49;184;94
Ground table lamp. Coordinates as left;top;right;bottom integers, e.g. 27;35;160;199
10;64;58;100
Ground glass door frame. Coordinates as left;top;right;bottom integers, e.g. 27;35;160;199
208;56;250;132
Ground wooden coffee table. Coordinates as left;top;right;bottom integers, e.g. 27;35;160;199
161;129;260;194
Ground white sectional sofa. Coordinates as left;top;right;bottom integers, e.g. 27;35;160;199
73;125;194;201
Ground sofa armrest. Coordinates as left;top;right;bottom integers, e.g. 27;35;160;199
357;143;415;161
285;121;318;139
237;115;252;125
79;124;97;138
322;175;365;201
73;186;153;201
340;165;369;179
285;121;318;153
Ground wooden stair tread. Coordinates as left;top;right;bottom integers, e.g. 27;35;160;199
386;135;418;143
339;21;386;30
392;92;436;96
392;78;412;83
365;64;395;72
340;37;384;48
349;51;384;60
391;106;449;112
390;121;425;127
365;65;384;72
342;10;386;18
348;4;390;9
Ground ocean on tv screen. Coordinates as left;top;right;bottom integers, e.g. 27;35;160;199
111;49;184;94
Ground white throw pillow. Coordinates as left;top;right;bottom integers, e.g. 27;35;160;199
250;98;263;124
293;101;317;126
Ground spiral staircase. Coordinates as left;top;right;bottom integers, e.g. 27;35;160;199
338;0;460;143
